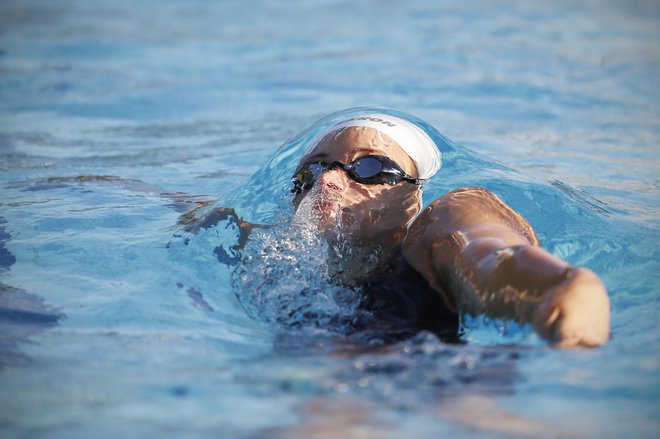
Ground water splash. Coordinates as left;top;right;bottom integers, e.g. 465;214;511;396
230;203;362;333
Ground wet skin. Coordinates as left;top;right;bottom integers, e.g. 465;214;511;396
294;126;422;252
296;127;611;348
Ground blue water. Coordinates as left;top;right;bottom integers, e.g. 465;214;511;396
1;0;659;438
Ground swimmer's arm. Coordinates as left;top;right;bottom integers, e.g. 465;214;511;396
37;175;212;213
402;186;610;348
34;175;260;248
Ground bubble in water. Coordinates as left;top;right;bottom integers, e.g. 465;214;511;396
231;208;362;333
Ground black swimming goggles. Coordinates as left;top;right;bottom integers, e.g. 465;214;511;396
291;155;423;194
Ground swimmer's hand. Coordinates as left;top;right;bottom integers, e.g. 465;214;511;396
534;267;610;348
181;206;260;250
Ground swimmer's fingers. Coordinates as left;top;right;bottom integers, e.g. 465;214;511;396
535;268;611;348
181;206;238;232
182;206;267;251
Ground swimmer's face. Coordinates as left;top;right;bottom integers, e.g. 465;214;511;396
293;127;421;246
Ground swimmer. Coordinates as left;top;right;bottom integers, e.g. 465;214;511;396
286;113;610;348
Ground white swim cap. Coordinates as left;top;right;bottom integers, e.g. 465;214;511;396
306;113;441;180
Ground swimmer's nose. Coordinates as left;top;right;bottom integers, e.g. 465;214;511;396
317;168;346;193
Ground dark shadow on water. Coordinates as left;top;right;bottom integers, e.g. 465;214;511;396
0;217;16;270
0;284;63;369
0;216;64;369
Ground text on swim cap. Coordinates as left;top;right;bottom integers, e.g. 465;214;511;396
342;116;397;127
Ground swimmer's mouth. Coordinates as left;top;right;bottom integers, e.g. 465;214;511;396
309;189;341;214
315;199;338;215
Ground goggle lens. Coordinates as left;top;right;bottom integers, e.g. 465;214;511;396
291;155;422;194
351;157;384;179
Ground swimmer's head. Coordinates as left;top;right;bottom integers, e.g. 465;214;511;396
304;114;441;180
292;114;439;249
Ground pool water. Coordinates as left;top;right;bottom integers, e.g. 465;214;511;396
1;1;659;438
